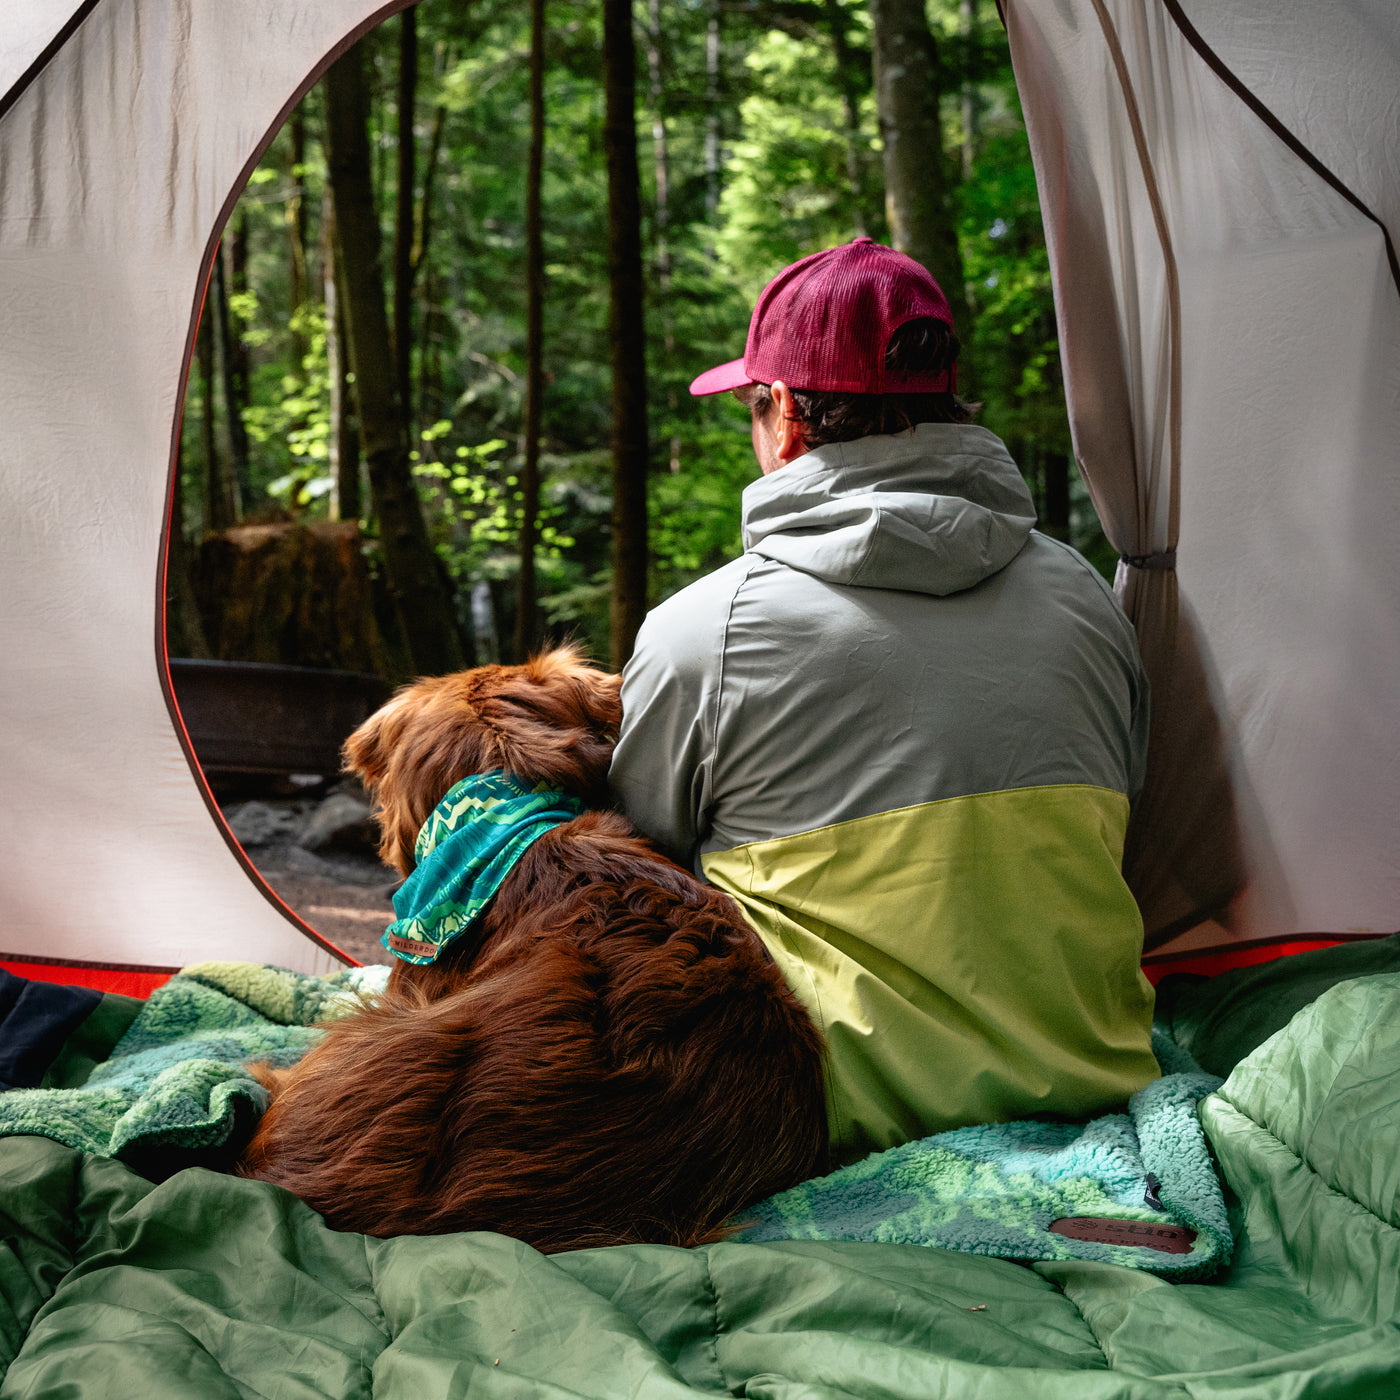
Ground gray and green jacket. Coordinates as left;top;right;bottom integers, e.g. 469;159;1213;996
610;423;1159;1163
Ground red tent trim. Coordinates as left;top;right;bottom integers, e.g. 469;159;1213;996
7;934;1391;1001
0;954;179;999
1140;931;1390;985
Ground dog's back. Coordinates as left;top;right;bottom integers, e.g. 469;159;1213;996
242;812;827;1249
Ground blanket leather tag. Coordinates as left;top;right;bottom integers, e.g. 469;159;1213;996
1048;1217;1196;1254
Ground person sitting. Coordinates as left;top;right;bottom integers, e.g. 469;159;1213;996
609;237;1159;1164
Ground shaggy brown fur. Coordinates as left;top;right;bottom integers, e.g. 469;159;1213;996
239;648;827;1251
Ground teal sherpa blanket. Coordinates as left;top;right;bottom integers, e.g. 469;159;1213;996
0;963;1229;1276
740;1030;1230;1279
0;961;387;1171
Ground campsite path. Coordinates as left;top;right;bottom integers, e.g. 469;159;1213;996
255;856;395;965
219;790;397;966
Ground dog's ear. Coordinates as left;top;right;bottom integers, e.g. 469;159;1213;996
349;657;621;873
344;684;454;876
342;689;410;795
579;669;623;737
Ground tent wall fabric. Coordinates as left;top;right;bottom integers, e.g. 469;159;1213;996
1;0;1395;978
1005;0;1400;945
0;0;412;977
0;3;93;113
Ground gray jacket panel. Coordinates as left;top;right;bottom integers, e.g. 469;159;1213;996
611;425;1148;869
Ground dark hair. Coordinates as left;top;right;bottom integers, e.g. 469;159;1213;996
735;318;974;447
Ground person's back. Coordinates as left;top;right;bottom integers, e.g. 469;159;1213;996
610;239;1159;1163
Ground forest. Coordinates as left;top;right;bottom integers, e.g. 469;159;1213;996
168;0;1108;683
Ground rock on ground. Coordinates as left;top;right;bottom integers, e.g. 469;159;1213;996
256;857;397;966
296;791;380;856
221;790;397;967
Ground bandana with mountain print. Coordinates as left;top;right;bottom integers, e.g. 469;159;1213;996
382;770;584;965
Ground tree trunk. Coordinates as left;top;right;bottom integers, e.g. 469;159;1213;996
192;520;390;675
322;191;340;521
197;308;234;532
417;264;444;437
645;0;683;475
413;46;451;433
703;6;721;223
324;39;464;677
413;87;449;285
213;243;250;514
514;0;547;663
824;0;869;238
868;0;974;390
228;210;250;385
959;0;979;180
1042;448;1071;542
337;265;364;523
165;455;211;659
228;214;255;507
287;107;310;373
322;191;354;523
645;0;671;285
602;0;651;670
394;7;418;428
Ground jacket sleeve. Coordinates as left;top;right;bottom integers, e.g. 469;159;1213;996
608;593;724;872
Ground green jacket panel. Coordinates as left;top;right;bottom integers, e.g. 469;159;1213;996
703;785;1159;1159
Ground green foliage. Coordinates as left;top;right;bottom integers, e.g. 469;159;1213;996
416;435;574;577
960;117;1064;449
180;0;1115;669
249;303;334;509
649;418;758;580
714;19;883;293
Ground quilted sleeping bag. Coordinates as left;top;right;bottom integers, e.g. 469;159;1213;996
0;948;1396;1398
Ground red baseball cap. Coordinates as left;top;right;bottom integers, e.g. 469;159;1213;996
690;237;956;397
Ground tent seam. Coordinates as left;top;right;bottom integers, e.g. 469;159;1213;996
1158;0;1400;301
0;1;104;125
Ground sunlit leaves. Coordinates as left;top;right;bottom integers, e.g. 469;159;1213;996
713;25;880;297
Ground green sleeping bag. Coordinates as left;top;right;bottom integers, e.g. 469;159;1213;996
0;953;1396;1397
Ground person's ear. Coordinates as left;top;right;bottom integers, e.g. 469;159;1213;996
769;381;808;463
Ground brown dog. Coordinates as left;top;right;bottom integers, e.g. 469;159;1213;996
239;648;827;1251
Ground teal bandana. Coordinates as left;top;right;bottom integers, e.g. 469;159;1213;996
381;770;586;965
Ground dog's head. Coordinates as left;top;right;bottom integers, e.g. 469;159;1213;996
344;646;622;875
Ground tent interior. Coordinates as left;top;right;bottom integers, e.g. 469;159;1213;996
2;0;1395;997
1008;0;1400;961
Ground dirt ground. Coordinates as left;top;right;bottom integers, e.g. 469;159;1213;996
255;857;397;965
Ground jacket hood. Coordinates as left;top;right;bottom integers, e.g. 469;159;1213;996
741;424;1036;596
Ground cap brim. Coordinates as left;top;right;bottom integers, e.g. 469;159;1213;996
689;358;753;397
